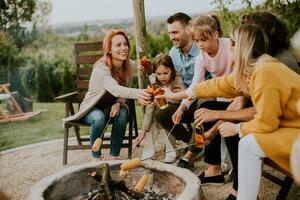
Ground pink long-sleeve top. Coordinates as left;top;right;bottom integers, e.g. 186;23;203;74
182;38;233;109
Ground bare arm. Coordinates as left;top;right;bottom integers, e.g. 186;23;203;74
196;97;256;141
214;107;256;122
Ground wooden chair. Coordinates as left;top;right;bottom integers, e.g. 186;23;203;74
262;158;294;200
55;41;138;165
0;83;41;123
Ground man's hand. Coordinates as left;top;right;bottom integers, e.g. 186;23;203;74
172;105;187;124
194;108;220;127
173;85;184;93
110;103;120;117
218;122;238;137
226;96;249;111
172;109;183;124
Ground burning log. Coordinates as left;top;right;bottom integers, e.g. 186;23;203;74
84;163;174;200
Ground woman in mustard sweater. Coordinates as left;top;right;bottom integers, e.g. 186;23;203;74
157;24;300;200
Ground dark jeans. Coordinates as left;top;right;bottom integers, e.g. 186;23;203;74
195;101;240;191
81;106;129;158
154;102;197;143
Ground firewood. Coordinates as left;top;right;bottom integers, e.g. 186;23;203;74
100;163;112;200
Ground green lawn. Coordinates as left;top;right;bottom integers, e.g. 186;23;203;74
0;102;144;151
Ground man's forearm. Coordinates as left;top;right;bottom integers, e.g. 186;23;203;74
218;107;256;122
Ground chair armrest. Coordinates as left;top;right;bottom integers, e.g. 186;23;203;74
54;92;78;101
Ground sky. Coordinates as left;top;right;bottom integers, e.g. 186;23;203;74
49;0;215;25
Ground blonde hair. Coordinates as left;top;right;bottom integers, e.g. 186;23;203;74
193;14;223;40
232;24;277;94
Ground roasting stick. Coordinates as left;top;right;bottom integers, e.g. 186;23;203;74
92;116;112;152
141;142;196;162
130;124;176;159
167;123;176;137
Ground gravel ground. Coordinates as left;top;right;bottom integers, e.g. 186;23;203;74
0;137;299;200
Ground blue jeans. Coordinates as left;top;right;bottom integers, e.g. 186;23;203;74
81;106;129;158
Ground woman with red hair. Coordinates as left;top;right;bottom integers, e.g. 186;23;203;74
64;29;151;160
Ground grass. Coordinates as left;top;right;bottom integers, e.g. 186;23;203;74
0;102;144;151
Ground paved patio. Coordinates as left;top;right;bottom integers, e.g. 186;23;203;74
0;137;299;200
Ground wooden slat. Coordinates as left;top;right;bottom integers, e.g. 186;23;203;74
76;80;89;90
77;67;92;76
77;92;86;103
76;55;101;65
75;42;103;52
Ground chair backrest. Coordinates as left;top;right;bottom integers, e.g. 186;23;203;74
74;42;103;102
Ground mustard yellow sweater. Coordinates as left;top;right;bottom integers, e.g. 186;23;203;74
194;60;300;172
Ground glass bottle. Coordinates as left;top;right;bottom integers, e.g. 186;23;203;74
137;47;152;74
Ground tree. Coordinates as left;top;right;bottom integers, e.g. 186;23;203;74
61;65;75;94
0;0;36;31
35;57;53;102
0;32;17;84
211;0;300;36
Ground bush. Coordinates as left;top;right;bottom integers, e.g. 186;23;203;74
35;58;53;102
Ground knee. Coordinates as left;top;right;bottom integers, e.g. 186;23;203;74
238;134;256;155
154;109;167;122
91;113;106;127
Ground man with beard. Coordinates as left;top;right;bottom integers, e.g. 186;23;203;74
154;12;203;163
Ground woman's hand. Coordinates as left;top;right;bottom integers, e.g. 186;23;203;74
137;60;145;72
110;103;120;117
218;122;238;137
137;89;153;105
194;108;220;126
135;130;147;145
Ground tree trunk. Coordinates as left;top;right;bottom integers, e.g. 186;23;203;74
132;0;147;90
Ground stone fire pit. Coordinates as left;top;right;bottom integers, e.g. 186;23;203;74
28;160;202;200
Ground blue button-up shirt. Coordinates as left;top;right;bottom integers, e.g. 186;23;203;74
169;42;199;88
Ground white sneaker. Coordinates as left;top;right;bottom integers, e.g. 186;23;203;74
164;151;177;163
141;132;155;160
163;132;177;163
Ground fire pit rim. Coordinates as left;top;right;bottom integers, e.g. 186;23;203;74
28;160;201;200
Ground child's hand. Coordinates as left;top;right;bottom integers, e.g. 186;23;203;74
154;87;173;99
135;130;147;145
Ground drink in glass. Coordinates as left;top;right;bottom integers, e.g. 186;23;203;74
193;125;205;148
148;73;168;109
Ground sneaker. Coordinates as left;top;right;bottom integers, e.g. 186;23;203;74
177;157;195;171
164;151;177;163
198;172;225;186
